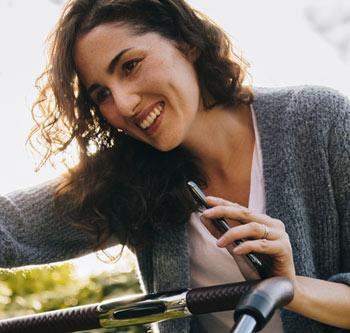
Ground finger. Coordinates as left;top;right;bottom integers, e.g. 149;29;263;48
206;196;241;208
232;237;296;280
216;223;279;247
232;235;292;259
203;204;272;226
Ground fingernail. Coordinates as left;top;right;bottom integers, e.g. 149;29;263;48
203;208;214;217
233;246;242;254
217;237;226;247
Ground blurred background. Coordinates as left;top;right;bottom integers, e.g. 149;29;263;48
0;0;349;332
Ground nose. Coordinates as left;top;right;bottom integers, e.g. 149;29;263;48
110;83;140;117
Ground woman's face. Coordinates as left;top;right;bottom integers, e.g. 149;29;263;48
74;23;202;151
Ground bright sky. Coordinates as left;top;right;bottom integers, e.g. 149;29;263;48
0;0;349;274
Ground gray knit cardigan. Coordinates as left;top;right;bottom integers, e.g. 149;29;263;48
0;86;349;332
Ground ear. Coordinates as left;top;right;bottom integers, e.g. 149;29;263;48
178;41;200;63
187;46;200;63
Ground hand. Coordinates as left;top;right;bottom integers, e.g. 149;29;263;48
200;196;297;285
200;196;350;328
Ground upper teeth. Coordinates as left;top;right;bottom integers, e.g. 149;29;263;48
139;104;163;129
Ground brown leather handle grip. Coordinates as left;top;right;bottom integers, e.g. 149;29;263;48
186;280;260;315
0;303;100;333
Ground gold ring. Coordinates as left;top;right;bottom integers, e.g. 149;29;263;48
262;225;270;239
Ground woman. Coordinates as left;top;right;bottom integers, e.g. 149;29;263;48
1;0;349;332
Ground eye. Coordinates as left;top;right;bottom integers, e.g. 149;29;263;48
122;59;142;76
95;88;111;105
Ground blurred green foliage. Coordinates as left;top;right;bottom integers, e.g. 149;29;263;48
0;261;148;333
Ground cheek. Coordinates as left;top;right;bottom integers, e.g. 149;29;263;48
140;61;168;89
142;54;182;89
99;106;125;129
169;59;200;104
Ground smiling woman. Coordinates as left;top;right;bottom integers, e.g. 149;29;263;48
2;0;349;191
73;23;202;151
0;1;350;333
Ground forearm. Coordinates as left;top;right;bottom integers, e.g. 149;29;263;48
286;275;350;329
0;179;98;268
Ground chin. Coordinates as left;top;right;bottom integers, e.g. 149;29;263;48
151;138;182;152
152;143;178;152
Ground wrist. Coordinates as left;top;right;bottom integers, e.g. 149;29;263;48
284;275;305;312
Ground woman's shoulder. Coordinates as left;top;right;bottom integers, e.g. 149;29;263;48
3;177;62;202
253;84;348;104
252;85;350;122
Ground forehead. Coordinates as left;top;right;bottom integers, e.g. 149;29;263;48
74;22;181;87
75;22;141;59
74;23;151;84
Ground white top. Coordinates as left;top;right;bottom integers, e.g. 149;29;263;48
188;106;283;332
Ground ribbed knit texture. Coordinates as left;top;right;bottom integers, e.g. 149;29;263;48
0;178;96;267
252;86;350;333
1;85;349;332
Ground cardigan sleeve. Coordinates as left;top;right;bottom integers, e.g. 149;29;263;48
324;89;350;284
0;178;98;268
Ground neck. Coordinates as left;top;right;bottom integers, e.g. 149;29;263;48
182;103;255;180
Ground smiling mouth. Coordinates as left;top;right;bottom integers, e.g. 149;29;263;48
137;102;164;130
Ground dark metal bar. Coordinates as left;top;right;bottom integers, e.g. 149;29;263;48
230;314;257;333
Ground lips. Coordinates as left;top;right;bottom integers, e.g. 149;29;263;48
136;102;164;130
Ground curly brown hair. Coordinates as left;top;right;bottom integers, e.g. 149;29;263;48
29;0;253;250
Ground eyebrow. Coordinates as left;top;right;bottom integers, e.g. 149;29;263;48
107;47;133;74
86;47;133;96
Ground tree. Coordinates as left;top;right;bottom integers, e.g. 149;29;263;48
0;262;148;332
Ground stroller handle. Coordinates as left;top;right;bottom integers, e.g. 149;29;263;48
0;278;293;333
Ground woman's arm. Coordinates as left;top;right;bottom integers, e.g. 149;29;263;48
287;275;350;329
0;178;99;268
